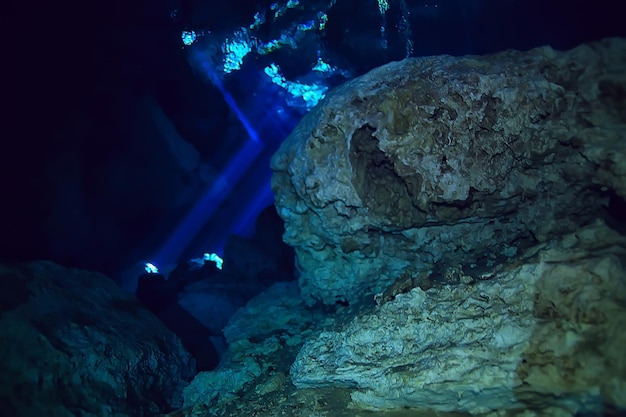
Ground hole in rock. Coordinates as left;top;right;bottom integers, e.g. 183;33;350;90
349;124;425;228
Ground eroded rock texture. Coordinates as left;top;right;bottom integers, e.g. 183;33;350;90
0;261;196;416
271;38;626;305
290;220;626;414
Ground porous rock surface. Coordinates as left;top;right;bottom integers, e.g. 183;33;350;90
271;37;626;305
0;261;196;416
290;220;626;415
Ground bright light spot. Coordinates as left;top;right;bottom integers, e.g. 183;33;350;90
313;57;332;73
250;12;266;30
263;63;326;108
297;20;315;31
144;262;159;274
264;63;285;84
187;253;224;270
222;30;254;73
318;11;328;30
378;0;389;15
181;31;197;46
272;0;301;18
286;82;327;106
204;253;224;270
258;39;279;54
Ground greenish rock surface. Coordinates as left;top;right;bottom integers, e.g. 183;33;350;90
0;261;196;417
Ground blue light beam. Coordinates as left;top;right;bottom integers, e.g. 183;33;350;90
151;138;263;268
150;48;269;269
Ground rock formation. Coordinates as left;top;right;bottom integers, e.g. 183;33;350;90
271;37;626;306
291;220;626;414
179;38;626;417
0;261;196;416
179;221;626;416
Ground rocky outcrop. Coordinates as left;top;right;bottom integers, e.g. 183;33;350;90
0;261;196;416
171;39;626;417
271;37;626;306
290;220;626;415
174;220;626;417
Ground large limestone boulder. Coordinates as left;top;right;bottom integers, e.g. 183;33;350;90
271;37;626;306
0;261;196;416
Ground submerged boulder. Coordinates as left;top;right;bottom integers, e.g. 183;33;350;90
0;261;196;416
271;37;626;306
